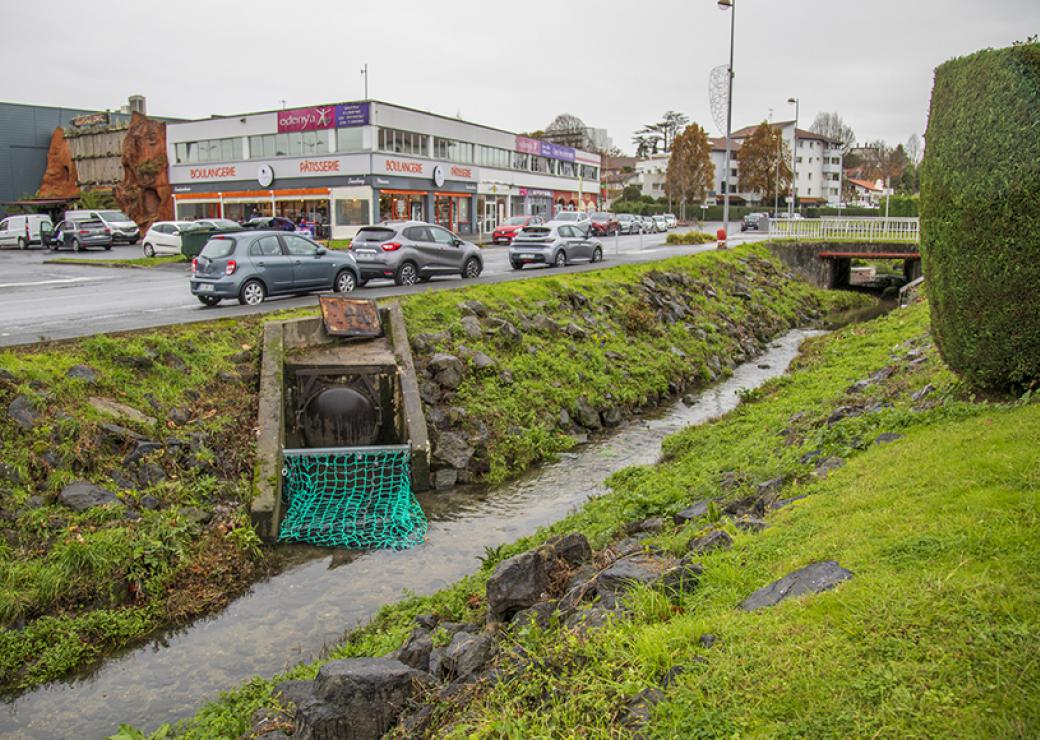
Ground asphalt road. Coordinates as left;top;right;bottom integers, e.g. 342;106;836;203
0;225;765;347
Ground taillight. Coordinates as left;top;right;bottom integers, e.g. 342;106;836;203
79;230;89;235
104;228;111;235
381;241;402;252
191;258;198;273
225;260;237;275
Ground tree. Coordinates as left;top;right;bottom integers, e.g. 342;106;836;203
622;183;643;201
736;122;792;203
659;111;690;151
905;133;922;165
543;114;589;149
631;133;659;158
664;124;713;204
77;188;117;209
810;112;856;154
859;140;908;186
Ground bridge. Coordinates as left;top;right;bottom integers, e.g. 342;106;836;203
765;217;922;289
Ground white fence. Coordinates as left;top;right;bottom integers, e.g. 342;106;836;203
768;217;920;243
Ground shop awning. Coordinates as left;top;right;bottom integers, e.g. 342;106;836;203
3;197;79;208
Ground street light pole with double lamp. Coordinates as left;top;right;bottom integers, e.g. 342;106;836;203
718;0;735;237
787;96;799;217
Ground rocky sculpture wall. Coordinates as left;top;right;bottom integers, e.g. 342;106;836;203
115;112;174;231
37;128;79;199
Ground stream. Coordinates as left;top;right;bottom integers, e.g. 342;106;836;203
1;328;823;739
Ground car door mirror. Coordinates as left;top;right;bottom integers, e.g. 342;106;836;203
452;238;462;247
315;247;327;256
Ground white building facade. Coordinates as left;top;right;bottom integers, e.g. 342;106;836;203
166;101;601;239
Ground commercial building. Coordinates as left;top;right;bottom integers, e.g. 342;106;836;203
166;101;602;239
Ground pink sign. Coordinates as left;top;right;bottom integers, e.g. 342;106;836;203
278;106;336;133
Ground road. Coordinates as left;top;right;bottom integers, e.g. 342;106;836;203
0;225;765;347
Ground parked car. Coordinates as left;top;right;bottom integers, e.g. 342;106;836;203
662;213;678;229
491;215;543;245
0;214;52;249
349;221;483;286
652;215;669;233
549;211;591;236
508;223;604;269
64;209;139;244
142;221;202;256
741;212;769;231
589;212;620;237
195;218;243;230
616;214;642;235
189;231;360;307
48;219;113;251
242;216;296;231
639;215;658;233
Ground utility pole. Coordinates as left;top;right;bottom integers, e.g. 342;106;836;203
361;64;369;99
718;0;736;236
787;97;800;217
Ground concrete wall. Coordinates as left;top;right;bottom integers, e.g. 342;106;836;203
767;241;922;289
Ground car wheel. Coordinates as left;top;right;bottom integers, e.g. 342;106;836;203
17;237;26;250
510;261;523;271
238;279;266;306
72;239;82;252
462;257;482;279
143;243;155;257
395;262;419;287
197;295;221;307
554;251;567;268
334;269;357;293
592;246;603;263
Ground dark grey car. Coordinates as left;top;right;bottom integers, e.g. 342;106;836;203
47;219;113;251
350;221;484;286
189;231;360;307
509;224;604;269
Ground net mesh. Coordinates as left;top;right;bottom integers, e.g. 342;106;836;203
279;446;427;550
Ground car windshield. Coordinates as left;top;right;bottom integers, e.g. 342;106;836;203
554;213;578;221
200;237;236;259
98;211;130;222
504;217;528;226
591;213;610;221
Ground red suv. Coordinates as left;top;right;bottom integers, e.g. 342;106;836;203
589;212;620;237
492;215;543;245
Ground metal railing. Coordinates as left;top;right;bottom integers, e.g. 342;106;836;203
768;217;920;243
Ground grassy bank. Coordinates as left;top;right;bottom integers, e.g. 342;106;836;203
161;300;1039;738
0;245;859;692
45;255;188;268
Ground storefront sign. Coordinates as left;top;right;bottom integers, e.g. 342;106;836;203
386;159;424;175
299;159;342;173
258;164;274;187
515;136;576;163
450;166;472;179
278;106;336;133
70;112;110;128
335;102;370;127
518;188;551;198
190;166;237;179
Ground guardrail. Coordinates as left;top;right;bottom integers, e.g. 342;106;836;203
768;217;920;243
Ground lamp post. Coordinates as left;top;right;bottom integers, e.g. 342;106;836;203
718;0;735;238
787;97;799;217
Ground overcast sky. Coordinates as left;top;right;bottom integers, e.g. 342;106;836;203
4;1;1037;154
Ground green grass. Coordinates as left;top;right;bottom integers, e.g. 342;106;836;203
162;301;1039;739
46;255;188;268
665;231;717;245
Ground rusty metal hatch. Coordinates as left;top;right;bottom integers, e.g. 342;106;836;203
319;296;383;338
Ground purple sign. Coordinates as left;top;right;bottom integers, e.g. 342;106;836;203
278;106;336;133
335;102;370;127
515;136;575;162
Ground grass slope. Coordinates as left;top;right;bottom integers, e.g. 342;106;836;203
163;302;1039;739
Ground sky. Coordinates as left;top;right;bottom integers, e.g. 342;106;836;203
3;0;1037;154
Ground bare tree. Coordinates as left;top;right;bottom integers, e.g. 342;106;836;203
737;122;792;203
810;112;856;154
543;113;590;149
905;133;922;165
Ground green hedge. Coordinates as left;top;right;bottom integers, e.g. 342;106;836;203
920;42;1040;389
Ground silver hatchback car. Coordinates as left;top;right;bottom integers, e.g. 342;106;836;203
350;221;483;286
509;223;604;269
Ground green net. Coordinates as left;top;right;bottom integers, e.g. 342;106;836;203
279;445;427;550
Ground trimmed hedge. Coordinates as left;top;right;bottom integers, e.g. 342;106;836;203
920;43;1040;389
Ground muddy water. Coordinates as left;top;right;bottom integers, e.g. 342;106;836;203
1;329;823;739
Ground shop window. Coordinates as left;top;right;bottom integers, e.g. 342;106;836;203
337;127;363;152
275;133;290;157
335;198;370;225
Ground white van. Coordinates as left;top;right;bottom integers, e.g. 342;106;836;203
0;214;53;249
64;209;140;244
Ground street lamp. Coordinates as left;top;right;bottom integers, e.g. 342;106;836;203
718;0;735;238
787;96;799;217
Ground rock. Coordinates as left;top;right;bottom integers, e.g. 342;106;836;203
169;407;190;426
295;657;426;740
88;397;157;427
719;471;742;490
564;323;588;339
273;679;316;708
546;532;592;566
532;315;560;334
433;432;475;471
494;320;522;346
573;397;602;430
657;557;703;596
609;537;645;558
626;517;666;536
0;463;22;485
772;494;808;510
681;393;697;406
24;495;45;510
414;613;438;631
756;478;783;498
486;549;549;623
510;600;559;631
673;500;712;526
699;634;717;648
619;686;665;731
563;604;621;635
558;408;573;429
460;315;483;340
597;554;664;594
138;494;161;510
433;468;458;491
740;561;854;611
8;394;42;430
846;379;871;394
871;366;896;383
826;406;861;426
58;480;118;512
799;449;823;464
66;364;98;384
430;352;464;375
601;407;623;427
469;351;496;371
911;384;935;402
814;456;846;478
427;647;446;679
459;300;489;317
874;432;904;445
178;506;212;525
733;517;768;533
136;462;165;488
395;630;434;672
687;528;733;554
441;631;496;680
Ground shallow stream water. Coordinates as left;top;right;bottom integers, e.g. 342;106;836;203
1;328;823;739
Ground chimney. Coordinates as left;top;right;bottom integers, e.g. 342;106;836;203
128;95;146;115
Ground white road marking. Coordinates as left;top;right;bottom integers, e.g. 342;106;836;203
0;276;111;289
